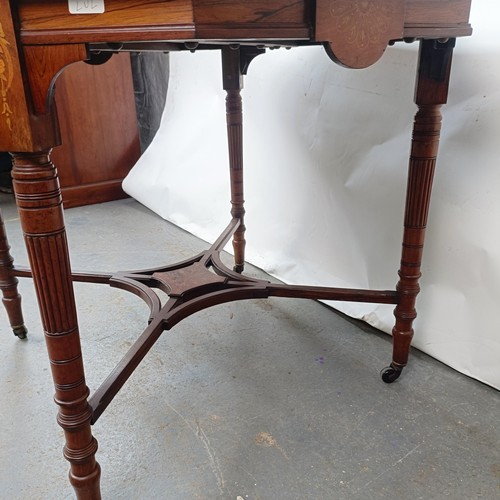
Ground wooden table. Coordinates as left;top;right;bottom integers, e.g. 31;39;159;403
0;1;472;498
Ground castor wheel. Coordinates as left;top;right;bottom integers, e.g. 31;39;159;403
13;324;28;340
380;364;403;383
233;264;244;274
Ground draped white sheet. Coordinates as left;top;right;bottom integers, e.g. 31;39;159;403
123;1;500;389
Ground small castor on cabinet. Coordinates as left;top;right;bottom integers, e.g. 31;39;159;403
13;324;28;340
380;364;403;384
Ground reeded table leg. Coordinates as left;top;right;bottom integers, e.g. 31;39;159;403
0;209;27;338
222;47;246;273
382;39;455;383
11;151;101;499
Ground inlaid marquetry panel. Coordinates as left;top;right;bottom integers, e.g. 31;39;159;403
0;1;34;151
315;0;405;68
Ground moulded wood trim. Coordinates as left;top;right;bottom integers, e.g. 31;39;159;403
60;180;129;209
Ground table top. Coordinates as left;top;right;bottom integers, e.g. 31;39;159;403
1;0;472;152
15;1;473;48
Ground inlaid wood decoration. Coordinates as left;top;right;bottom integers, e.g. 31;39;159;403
316;0;405;68
0;5;33;151
0;1;473;498
0;22;13;131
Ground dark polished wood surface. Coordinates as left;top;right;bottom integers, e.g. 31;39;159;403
0;1;472;498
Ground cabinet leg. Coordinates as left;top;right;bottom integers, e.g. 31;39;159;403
11;151;101;498
383;40;455;383
222;47;246;273
0;208;27;338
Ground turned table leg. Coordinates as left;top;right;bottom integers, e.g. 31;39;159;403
11;151;101;499
382;39;455;383
222;47;246;273
0;207;27;338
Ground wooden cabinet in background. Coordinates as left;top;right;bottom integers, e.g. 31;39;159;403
51;53;141;208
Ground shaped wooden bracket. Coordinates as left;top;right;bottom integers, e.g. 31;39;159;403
1;0;91;151
23;44;89;116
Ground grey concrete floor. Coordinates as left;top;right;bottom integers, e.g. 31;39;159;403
0;194;499;500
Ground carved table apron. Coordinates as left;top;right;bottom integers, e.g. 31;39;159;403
0;1;472;498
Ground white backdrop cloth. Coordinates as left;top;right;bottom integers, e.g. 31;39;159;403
124;2;500;390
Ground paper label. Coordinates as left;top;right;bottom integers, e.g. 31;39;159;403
68;0;105;14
